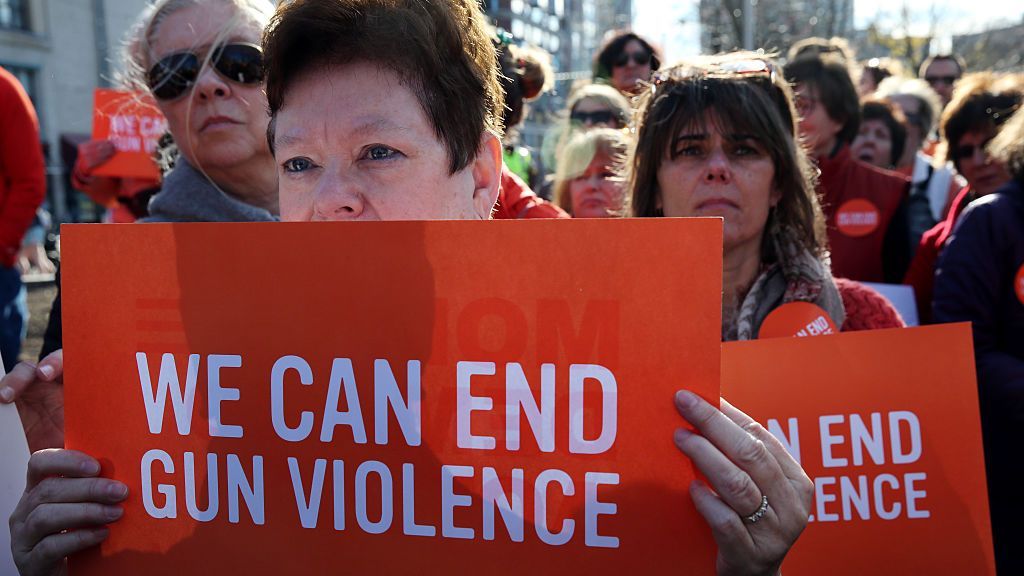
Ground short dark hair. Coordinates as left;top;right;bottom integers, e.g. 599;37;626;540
262;0;503;174
593;31;661;84
784;55;861;145
940;72;1024;168
861;99;908;167
919;54;966;79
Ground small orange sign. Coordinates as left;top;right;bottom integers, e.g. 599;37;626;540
61;220;724;575
91;89;166;180
758;302;838;339
1016;263;1024;305
835;199;881;237
723;324;994;575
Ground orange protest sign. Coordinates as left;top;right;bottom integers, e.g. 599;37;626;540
91;89;166;180
62;219;723;575
722;324;994;575
758;302;838;339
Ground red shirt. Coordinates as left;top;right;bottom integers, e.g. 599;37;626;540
903;185;974;324
0;67;46;267
493;166;568;220
816;145;909;282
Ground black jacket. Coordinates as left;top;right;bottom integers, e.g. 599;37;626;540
933;178;1024;575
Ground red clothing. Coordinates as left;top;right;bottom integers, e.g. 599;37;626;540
903;185;974;324
71;152;159;223
0;67;46;266
817;145;909;282
835;278;905;331
493;166;568;220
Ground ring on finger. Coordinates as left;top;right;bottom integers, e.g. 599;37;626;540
744;494;769;524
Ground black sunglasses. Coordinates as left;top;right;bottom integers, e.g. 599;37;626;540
614;50;652;68
925;75;958;86
147;43;264;101
954;138;994;162
570;110;622;126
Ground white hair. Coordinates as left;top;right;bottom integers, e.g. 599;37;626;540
875;76;943;136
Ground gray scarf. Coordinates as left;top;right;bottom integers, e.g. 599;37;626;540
142;159;278;223
731;226;846;341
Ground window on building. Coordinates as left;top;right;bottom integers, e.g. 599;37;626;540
0;0;29;31
4;65;36;103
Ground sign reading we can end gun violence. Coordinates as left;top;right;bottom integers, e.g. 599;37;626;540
723;324;995;575
61;219;723;575
91;89;166;180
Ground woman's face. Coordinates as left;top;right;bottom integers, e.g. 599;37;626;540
955;128;1011;196
656;114;780;254
610;39;653;94
274;61;500;221
571;98;624;129
148;2;270;170
793;83;843;157
568;151;623;218
851;118;894;168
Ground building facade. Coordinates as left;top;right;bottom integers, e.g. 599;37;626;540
1;0;150;222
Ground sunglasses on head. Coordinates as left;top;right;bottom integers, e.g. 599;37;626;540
925;75;958;86
570;110;622;126
614;50;652;68
651;59;779;97
147;43;264;101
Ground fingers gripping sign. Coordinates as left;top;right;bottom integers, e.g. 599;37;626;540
10;449;128;576
0;350;66;452
673;391;812;576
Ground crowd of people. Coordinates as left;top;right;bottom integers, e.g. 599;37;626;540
0;0;1021;574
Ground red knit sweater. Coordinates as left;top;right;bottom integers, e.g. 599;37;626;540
835;278;906;331
0;67;46;267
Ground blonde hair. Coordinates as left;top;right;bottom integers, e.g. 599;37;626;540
989;110;1024;181
553;128;629;215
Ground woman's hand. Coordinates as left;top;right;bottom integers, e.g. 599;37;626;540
673;391;813;576
9;449;128;576
76;140;117;175
0;350;65;452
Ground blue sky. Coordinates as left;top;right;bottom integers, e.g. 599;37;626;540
634;0;1024;62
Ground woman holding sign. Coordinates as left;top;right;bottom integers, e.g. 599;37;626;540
11;2;811;576
627;54;904;341
1;0;281;450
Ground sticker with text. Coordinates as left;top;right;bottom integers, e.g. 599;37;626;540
835;199;881;238
759;302;838;339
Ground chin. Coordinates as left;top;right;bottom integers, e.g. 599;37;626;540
194;145;262;169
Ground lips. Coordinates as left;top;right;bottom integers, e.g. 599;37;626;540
696;198;739;211
200;115;242;132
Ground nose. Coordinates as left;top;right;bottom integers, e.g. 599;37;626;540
969;146;989;167
312;176;365;221
192;63;231;101
704;148;732;184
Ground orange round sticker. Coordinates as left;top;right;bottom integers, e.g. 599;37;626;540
759;302;839;339
835;199;881;237
1016;264;1024;305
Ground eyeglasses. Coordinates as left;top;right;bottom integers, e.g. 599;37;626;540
147;43;264;101
570;110;623;127
925;75;958;86
902;111;924;129
614;50;652;68
954;138;994;162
